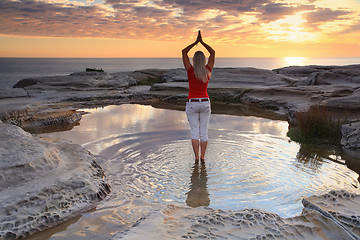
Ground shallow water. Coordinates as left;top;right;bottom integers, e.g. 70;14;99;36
34;104;359;240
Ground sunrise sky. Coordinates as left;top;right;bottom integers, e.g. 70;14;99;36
0;0;360;58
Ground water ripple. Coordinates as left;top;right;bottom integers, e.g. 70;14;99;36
35;104;359;240
90;127;359;221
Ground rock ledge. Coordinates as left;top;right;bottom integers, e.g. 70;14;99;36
0;122;110;239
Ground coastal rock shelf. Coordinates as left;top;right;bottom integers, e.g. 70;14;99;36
1;65;360;128
113;190;360;240
0;122;110;239
0;64;360;238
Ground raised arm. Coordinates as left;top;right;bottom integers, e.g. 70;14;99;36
199;32;215;70
201;41;215;70
182;41;197;71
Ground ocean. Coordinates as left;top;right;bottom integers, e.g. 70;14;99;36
0;57;359;88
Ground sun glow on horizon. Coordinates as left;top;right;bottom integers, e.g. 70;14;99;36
283;57;306;66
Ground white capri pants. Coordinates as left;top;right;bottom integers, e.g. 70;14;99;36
186;99;211;142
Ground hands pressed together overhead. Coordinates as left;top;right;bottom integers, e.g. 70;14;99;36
182;30;215;70
196;30;203;44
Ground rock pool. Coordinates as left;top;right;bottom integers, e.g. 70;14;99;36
32;104;359;239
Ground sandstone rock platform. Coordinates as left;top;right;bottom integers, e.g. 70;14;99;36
1;64;360;238
2;65;360;128
112;190;360;240
0;122;110;239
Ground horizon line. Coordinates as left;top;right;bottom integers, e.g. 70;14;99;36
1;56;360;59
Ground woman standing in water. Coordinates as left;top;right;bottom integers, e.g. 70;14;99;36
182;30;215;161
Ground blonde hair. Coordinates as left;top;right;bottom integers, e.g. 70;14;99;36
193;51;209;83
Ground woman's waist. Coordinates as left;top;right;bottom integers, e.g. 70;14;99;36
187;98;210;102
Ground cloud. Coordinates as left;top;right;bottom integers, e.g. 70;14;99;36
160;0;270;13
0;0;358;45
305;7;352;26
0;0;113;37
341;19;360;33
133;6;171;19
258;3;314;22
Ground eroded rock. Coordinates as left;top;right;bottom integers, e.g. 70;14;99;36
341;122;360;158
113;190;360;240
273;65;331;77
0;109;82;134
129;69;167;83
21;110;82;134
161;68;187;82
0;122;110;239
305;190;360;238
342;122;360;149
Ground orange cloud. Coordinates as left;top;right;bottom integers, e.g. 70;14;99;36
0;0;359;57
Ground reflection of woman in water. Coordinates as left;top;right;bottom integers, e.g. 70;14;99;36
186;160;210;207
182;30;215;161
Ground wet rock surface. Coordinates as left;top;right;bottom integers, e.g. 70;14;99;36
0;122;110;239
342;122;360;149
113;190;360;240
342;122;360;159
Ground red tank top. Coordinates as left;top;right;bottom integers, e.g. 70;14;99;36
187;65;211;99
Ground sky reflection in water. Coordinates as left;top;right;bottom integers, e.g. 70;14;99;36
37;104;359;240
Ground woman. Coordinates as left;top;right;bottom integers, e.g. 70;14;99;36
182;30;215;161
